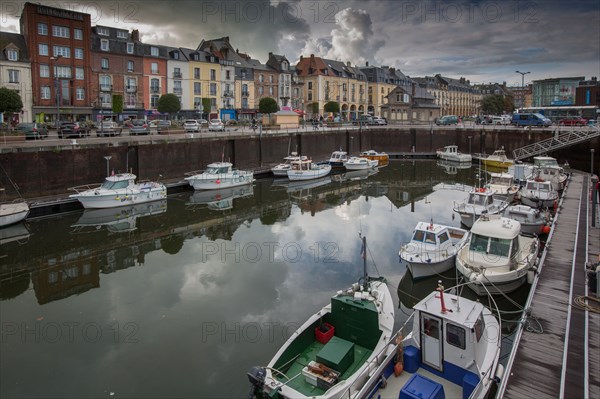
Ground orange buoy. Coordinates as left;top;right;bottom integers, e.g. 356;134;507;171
542;225;551;234
394;362;404;377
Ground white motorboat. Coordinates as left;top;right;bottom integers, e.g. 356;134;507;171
481;147;513;169
503;204;552;236
456;214;540;295
436;145;472;163
72;200;167;233
185;162;255;190
365;284;503;399
187;185;253;211
360;150;389;167
69;173;167;209
287;158;332;181
453;188;509;228
344;157;378;170
328;150;348;168
271;152;303;177
519;179;559;209
532;156;568;191
247;236;394;399
0;201;29;228
399;222;469;279
486;172;519;202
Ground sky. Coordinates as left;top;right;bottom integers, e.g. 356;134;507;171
2;0;599;86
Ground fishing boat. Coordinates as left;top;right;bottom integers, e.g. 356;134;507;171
455;214;540;295
452;187;509;228
69;173;166;209
481;147;513;169
71;200;167;233
185;162;255;190
0;201;29;228
519;179;559;209
486;172;519;202
436;145;472;163
247;235;394;399
344;157;378;170
362;283;503;399
532;156;568;191
287;158;332;181
360;150;389;167
399;222;469;279
503;204;552;236
272;153;304;177
328;150;348;168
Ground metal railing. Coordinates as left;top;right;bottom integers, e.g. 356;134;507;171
512;125;600;161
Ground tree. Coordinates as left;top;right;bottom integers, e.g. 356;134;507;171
324;101;340;114
157;93;181;119
0;87;23;115
201;98;211;118
112;94;123;122
311;102;319;115
480;94;508;115
259;97;278;124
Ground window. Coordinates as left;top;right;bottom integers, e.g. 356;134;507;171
75;67;84;80
97;27;109;36
41;86;51;99
469;234;489;253
269;87;273;96
194;97;201;107
446;324;466;350
226;70;230;80
151;62;158;74
259;74;264;83
194;67;200;79
52;25;69;38
308;82;312;90
8;70;19;83
100;75;112;91
40;64;50;78
53;46;70;58
423;316;440;339
258;87;264;95
210;69;216;81
438;232;449;244
173;80;182;93
269;75;273;83
101;58;109;69
474;314;485;342
150;46;159;56
308;92;312;101
7;50;18;61
74;48;84;59
126;77;136;90
54;66;71;78
126;94;136;107
210;98;217;107
127;43;134;54
194;82;201;95
150;95;159;107
488;237;511;257
101;39;109;51
117;31;128;39
76;87;85;100
209;83;217;95
38;23;48;35
74;28;83;40
39;44;49;56
127;60;134;72
100;93;111;106
150;78;160;92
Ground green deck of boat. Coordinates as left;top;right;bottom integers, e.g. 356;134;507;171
275;340;373;395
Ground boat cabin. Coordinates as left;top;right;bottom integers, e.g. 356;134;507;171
205;162;233;174
410;223;453;247
329;151;348;164
467;190;494;207
533;156;560;169
441;145;459;155
468;216;521;269
489;173;513;186
100;173;136;190
290;159;314;171
525;180;552;192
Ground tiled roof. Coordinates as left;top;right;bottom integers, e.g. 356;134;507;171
0;31;29;61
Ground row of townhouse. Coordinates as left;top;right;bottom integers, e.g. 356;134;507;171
1;2;490;125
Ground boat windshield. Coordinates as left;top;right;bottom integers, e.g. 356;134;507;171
438;232;449;244
468;193;488;206
469;234;489;253
206;166;230;174
535;158;559;167
488;237;511;257
100;180;130;190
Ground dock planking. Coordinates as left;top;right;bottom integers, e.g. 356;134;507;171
504;173;591;399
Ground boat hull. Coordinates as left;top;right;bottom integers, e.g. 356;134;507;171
345;160;378;171
405;257;455;280
271;166;290;177
0;203;29;227
186;174;254;190
287;165;332;181
70;187;166;209
482;159;513;169
520;195;556;209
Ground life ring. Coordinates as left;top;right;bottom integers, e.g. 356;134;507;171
477;187;486;193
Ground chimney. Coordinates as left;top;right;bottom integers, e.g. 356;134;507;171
592;76;597;81
300;55;303;61
223;36;229;43
269;52;273;58
310;54;315;58
346;61;351;67
503;81;506;87
412;82;416;98
131;29;139;41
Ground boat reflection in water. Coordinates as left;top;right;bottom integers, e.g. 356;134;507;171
186;185;254;211
71;199;167;233
0;222;30;245
436;159;472;175
331;168;379;182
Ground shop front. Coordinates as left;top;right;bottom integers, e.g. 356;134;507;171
33;106;93;124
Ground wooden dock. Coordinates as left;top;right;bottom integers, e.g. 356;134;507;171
501;173;599;398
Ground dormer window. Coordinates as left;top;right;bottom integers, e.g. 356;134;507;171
117;31;128;39
151;46;159;56
97;27;109;36
281;61;288;70
6;49;18;61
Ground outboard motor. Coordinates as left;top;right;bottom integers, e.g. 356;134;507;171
247;366;266;398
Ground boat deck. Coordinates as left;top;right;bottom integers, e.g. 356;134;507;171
503;172;599;398
373;367;462;399
275;340;373;396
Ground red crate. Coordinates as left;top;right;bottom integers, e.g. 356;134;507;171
315;323;335;344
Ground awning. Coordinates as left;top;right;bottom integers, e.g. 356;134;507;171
294;109;306;116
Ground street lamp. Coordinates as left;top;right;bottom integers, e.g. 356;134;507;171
50;55;63;127
515;70;530;109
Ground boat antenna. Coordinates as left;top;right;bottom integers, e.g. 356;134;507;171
0;163;23;198
359;233;368;283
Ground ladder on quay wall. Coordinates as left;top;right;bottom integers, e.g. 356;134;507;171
512;125;600;161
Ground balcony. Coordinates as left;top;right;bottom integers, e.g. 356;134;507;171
100;84;112;92
194;74;200;80
173;71;182;78
150;86;160;93
242;91;249;97
100;102;112;108
126;85;137;93
125;102;143;109
173;87;182;94
223;91;234;97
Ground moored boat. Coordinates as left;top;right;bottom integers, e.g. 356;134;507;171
503;204;552;236
271;152;303;177
0;201;29;228
519;179;559;209
481;147;513;169
247;235;394;399
69;173;167;209
436;145;472;163
344;157;378;170
399;222;468;279
532;156;568;191
185;162;255;190
287;158;332;181
72;199;167;233
328;150;348;168
453;187;509;228
360;150;389;167
455;214;540;295
486;172;519;202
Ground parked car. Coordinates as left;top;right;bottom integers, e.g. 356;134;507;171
511;113;552;127
372;117;387;125
489;116;510;125
352;115;373;125
558;116;588;126
183;119;201;132
97;121;123;137
198;119;209;127
58;122;91;138
208;118;224;131
129;120;150;135
436;115;459;125
15;122;49;140
157;120;172;133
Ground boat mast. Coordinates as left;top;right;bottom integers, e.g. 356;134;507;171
362;235;368;282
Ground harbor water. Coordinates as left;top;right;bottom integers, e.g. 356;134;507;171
0;160;528;398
